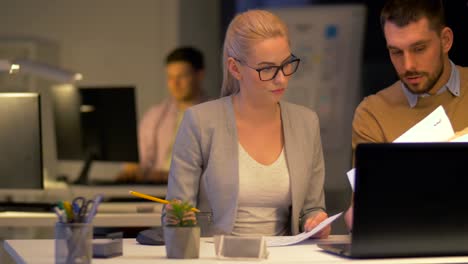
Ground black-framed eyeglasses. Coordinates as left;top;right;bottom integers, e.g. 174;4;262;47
234;54;301;81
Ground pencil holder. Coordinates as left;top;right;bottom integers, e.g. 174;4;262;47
55;222;93;264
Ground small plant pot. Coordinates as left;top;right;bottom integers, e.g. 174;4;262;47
163;226;200;259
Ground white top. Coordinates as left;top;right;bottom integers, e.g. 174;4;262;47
232;143;291;236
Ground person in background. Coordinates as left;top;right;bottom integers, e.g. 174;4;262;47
345;0;468;230
117;46;209;183
165;9;331;237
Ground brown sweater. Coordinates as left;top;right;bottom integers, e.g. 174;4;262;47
352;65;468;159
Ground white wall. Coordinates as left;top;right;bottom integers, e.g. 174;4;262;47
0;0;170;113
0;0;221;181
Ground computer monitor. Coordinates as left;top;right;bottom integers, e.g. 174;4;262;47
51;86;139;184
0;93;43;189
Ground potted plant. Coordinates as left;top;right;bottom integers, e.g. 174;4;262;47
163;199;200;259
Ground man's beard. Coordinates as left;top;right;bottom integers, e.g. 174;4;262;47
400;54;444;95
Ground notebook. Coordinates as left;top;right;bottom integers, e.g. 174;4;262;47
319;142;468;258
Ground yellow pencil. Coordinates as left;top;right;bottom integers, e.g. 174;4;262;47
128;190;200;212
62;201;74;222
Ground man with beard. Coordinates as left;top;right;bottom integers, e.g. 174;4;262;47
117;46;209;183
345;0;468;230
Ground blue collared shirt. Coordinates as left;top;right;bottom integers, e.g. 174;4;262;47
401;60;460;108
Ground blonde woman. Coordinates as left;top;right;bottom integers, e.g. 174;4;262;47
165;9;330;238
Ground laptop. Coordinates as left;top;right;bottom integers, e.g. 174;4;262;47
319;143;468;258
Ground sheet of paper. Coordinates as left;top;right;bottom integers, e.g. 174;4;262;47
347;106;456;191
450;134;468;142
346;168;355;191
394;105;454;142
265;212;342;247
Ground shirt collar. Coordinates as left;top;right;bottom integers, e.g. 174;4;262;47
401;60;460;108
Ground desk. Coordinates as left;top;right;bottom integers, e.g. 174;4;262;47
5;236;468;264
0;202;163;251
67;185;167;200
0;184;167;204
0;211;161;227
0;203;162;227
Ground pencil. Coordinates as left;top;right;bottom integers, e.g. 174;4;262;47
128;190;200;212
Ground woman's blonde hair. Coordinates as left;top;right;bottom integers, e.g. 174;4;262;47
221;10;290;97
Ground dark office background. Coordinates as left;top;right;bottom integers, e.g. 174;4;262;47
222;0;468;97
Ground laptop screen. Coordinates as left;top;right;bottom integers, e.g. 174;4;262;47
352;143;468;258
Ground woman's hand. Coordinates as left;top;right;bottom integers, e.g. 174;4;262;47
303;211;331;238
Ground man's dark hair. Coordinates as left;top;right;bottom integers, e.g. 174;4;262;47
380;0;446;33
166;46;205;71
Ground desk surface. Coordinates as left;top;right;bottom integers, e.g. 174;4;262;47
0;211;161;227
0;202;162;227
5;236;468;264
67;184;167;200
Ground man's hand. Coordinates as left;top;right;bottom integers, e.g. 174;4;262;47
344;204;353;232
344;194;354;232
116;163;144;182
116;163;168;183
147;170;169;184
303;211;331;238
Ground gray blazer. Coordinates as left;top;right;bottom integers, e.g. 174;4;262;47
165;96;326;236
